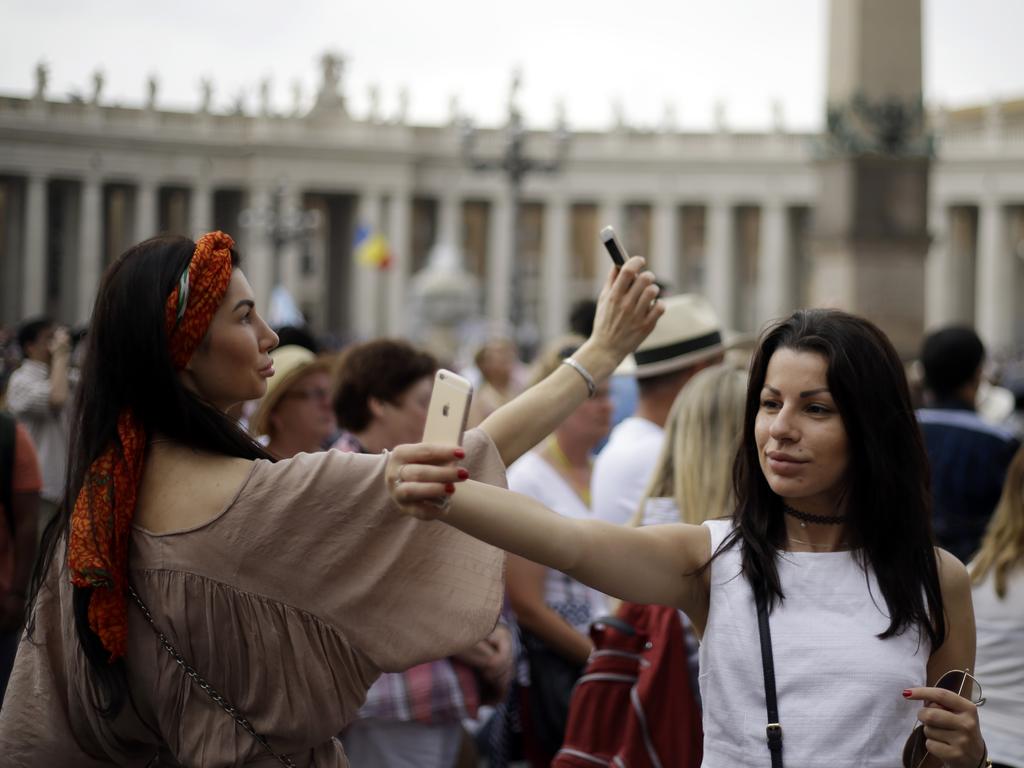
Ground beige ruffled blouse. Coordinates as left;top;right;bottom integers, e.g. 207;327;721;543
0;429;506;767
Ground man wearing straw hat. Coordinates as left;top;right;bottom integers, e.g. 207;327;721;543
591;294;725;527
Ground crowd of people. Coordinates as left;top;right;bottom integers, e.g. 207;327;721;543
0;229;1021;767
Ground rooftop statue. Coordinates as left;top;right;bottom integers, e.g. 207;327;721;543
260;78;272;117
91;70;104;105
448;93;459;125
199;78;213;113
661;102;678;133
772;99;785;133
34;61;48;100
368;84;381;123
311;52;347;117
146;75;158;110
714;100;728;133
396;87;409;124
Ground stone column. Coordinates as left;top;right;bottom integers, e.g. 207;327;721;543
243;185;274;317
277;185;302;298
135;178;158;242
975;195;1012;353
652;198;679;290
387;190;412;336
353;190;382;339
542;196;570;340
190;182;214;237
924;201;959;329
438;191;462;250
22;173;48;317
486;190;513;331
76;176;103;324
757;198;790;325
705;199;735;328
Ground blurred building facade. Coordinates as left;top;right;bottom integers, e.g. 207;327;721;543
0;56;1022;355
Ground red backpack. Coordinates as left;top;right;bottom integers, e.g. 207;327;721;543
552;602;703;768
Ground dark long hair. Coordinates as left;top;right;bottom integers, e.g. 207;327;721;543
725;309;945;649
27;235;274;716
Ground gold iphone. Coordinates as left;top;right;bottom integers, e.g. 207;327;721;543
422;369;474;446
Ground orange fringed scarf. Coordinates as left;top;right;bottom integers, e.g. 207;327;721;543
68;231;235;660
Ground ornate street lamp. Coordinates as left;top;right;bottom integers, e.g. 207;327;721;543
459;71;570;353
239;185;320;289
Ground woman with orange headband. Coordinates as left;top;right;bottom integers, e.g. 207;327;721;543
0;232;661;767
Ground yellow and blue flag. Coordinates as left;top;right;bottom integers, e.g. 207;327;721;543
354;224;392;270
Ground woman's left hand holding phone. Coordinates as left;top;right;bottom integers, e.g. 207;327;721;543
387;443;469;520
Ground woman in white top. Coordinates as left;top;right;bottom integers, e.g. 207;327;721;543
506;335;613;763
391;308;987;768
970;445;1024;768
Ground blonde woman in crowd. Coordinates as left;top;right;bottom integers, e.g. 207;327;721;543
505;334;614;765
630;362;749;529
970;445;1024;768
623;362;747;710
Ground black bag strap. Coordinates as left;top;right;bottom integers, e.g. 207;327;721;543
128;586;296;767
0;412;17;536
592;614;637;636
754;587;783;768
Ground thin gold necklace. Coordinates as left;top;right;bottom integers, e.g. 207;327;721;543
787;536;850;551
545;435;592;506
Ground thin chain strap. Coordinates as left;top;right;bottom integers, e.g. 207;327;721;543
127;586;297;768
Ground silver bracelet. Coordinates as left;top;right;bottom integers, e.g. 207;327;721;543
561;357;597;398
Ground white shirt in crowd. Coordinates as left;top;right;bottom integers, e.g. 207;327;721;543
969;564;1024;767
5;360;70;503
507;450;608;632
591;416;664;526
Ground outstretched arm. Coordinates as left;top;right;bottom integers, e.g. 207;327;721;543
479;256;661;467
385;443;712;621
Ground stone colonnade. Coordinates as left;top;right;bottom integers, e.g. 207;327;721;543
926;196;1024;354
3;169;1022;356
1;171;818;345
1;101;1021;355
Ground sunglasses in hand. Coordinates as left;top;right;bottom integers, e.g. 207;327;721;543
902;669;988;768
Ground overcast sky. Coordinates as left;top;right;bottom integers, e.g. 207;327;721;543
1;0;1021;131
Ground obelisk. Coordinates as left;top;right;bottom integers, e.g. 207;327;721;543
811;0;931;356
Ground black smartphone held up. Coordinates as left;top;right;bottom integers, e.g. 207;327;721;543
600;225;628;266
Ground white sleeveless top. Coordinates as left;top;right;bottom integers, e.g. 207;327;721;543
699;519;929;768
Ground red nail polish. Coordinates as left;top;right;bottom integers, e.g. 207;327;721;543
445;483;456;494
902;689;912;699
453;449;466;459
457;468;470;480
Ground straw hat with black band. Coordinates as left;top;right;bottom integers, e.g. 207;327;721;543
250;345;330;437
616;294;726;379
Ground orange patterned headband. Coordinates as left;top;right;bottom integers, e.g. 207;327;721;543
165;231;236;370
68;231;235;661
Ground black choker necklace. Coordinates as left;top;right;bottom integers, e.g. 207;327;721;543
784;505;847;528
